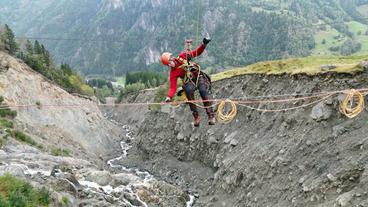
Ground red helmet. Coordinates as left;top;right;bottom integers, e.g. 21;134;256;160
160;52;172;65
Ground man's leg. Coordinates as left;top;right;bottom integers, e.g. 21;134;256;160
197;76;215;125
183;82;201;127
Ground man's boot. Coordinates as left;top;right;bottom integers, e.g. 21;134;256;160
193;112;201;127
208;115;216;125
206;109;216;125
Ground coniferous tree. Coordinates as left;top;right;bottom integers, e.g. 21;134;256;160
25;40;34;55
34;40;42;54
3;24;18;55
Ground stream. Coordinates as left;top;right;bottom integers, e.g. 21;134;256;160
79;125;195;207
0;125;194;206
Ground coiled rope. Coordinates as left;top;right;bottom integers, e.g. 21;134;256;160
340;89;365;119
216;99;238;124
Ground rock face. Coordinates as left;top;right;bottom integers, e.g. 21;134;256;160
110;70;368;206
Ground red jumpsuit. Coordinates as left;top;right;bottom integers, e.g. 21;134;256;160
167;43;214;119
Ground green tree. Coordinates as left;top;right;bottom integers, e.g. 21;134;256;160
25;40;34;54
2;24;18;55
34;40;42;54
340;39;362;55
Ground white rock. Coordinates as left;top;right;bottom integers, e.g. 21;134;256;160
336;191;354;207
327;173;337;182
208;136;218;144
230;139;239;146
177;133;185;140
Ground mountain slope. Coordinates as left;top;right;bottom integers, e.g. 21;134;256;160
0;51;120;158
1;0;368;75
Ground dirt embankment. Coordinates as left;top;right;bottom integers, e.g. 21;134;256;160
111;69;368;207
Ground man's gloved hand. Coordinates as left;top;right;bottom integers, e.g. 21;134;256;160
203;38;211;45
186;53;192;61
165;97;172;103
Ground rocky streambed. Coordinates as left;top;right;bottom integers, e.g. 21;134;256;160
0;123;195;207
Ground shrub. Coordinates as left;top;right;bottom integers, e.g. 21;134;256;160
51;148;71;157
11;130;42;149
329;46;340;52
0;119;13;128
340;39;362;55
0;108;17;118
61;196;69;205
0;173;50;206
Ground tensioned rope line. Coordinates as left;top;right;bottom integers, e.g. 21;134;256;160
1;88;366;123
1;87;366;109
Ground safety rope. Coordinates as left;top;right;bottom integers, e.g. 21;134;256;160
340;89;365;119
1;88;366;124
195;0;201;46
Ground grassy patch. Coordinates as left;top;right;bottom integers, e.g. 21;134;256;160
211;55;366;81
61;196;69;205
313;27;343;56
10;130;43;150
51;148;71;157
346;21;368;55
115;76;126;87
347;21;368;34
0;119;13;129
0;173;50;207
313;21;368;56
0;97;17;118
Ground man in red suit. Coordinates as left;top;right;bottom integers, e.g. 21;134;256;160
160;38;215;127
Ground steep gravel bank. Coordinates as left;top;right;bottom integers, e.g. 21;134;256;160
110;68;368;206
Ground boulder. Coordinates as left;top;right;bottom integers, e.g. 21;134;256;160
336;191;354;207
310;102;332;121
320;64;337;71
111;173;141;186
85;170;112;186
360;61;368;70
